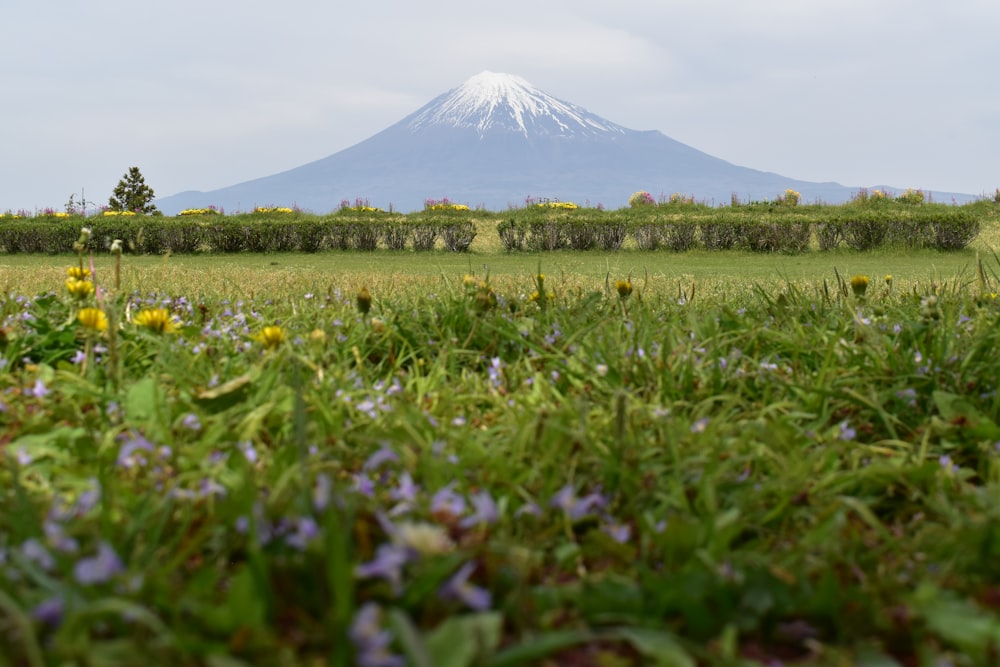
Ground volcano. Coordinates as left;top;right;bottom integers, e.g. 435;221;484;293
156;71;924;213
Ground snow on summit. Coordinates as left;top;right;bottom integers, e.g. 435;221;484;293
408;71;625;138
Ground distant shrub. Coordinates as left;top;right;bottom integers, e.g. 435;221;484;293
776;189;801;206
629;191;656;207
896;189;926;205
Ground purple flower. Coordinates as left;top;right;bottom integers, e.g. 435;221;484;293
28;378;48;398
349;602;405;667
44;520;79;553
515;501;542;517
285;517;320;550
939;455;960;473
389;475;418;517
313;473;332;512
355;543;411;594
439;561;492;611
117;432;156;468
21;538;55;571
182;412;202;431
459;490;499;528
690;417;709;434
363;445;398;471
430;485;466;518
603;522;632;544
73;541;124;585
239;441;258;464
71;349;87;365
32;597;64;626
550;484;607;520
73;480;102;516
838;421;856;441
353;473;375;497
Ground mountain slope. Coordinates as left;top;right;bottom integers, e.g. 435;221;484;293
156;71;968;214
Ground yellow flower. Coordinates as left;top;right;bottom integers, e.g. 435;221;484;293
133;308;179;334
255;325;287;349
77;307;108;332
67;266;92;280
65;277;95;300
850;275;869;297
616;279;633;299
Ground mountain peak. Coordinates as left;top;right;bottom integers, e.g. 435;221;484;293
407;71;625;138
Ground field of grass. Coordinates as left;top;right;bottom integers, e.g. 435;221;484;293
4;221;1000;665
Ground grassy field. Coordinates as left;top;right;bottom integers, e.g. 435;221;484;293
3;221;1000;665
1;245;996;304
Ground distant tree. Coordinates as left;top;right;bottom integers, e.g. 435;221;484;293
108;167;159;214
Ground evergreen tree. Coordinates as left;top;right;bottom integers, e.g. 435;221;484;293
108;167;159;214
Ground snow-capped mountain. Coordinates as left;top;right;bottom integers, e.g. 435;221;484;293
156;72;972;214
407;71;626;138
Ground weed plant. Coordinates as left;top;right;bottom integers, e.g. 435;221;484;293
4;238;1000;664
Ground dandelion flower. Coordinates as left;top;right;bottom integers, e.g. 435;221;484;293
616;279;633;299
77;307;108;332
133;308;179;334
65;277;94;300
255;325;286;349
66;267;92;280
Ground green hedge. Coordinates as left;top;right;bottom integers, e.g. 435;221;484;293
498;204;985;253
0;202;989;254
0;213;478;254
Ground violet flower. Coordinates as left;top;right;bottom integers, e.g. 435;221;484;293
430;485;466;518
459;490;499;528
439;561;492;611
348;602;405;667
73;541;124;585
355;543;412;595
117;432;156;468
363;445;399;472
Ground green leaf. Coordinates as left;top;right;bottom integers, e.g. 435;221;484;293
424;612;503;667
125;376;158;422
612;627;695;667
226;567;267;629
488;629;592;667
932;390;1000;439
194;373;253;413
387;609;432;667
910;583;1000;656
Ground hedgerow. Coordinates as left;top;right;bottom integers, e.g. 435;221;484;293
0;199;991;254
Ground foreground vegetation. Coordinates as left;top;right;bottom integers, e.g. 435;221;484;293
4;227;1000;665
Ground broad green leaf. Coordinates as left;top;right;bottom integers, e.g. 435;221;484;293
424;612;503;667
613;627;695;667
125;376;158;422
488;629;592;667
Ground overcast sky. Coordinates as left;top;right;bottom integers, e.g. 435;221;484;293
3;0;997;212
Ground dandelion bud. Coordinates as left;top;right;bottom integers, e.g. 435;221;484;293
357;286;372;315
616;279;633;299
850;275;869;298
110;239;123;256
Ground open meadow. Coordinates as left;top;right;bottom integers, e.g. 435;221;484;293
3;205;1000;665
